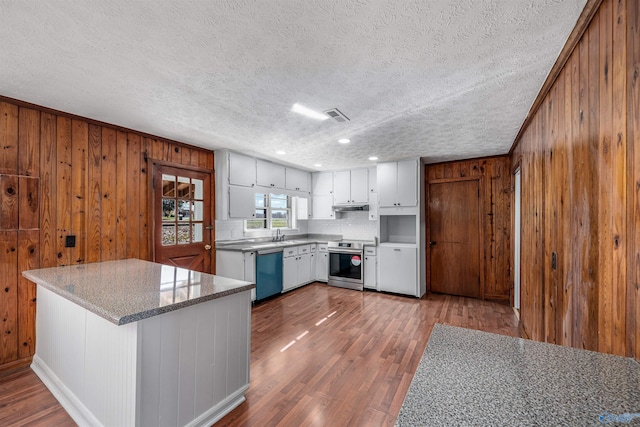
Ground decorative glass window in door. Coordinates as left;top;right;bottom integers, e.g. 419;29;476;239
161;174;204;245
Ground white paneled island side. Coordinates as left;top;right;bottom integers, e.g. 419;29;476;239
22;259;254;427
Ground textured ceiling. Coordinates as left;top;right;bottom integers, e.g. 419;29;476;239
0;0;586;171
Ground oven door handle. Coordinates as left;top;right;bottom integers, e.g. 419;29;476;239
329;250;363;255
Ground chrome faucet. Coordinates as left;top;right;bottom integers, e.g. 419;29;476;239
272;229;285;242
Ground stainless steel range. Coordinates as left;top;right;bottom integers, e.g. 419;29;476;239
327;241;365;291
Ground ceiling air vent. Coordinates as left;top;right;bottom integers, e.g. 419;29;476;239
323;108;350;122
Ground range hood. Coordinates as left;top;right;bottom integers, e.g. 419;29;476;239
332;204;369;212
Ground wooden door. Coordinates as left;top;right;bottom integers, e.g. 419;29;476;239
429;179;481;298
153;165;212;272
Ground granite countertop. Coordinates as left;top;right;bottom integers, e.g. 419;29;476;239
397;324;640;426
215;234;377;252
23;259;254;326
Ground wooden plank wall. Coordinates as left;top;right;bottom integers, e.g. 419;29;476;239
426;156;511;301
511;0;638;359
0;98;215;371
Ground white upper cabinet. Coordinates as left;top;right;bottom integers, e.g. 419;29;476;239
350;168;369;203
285;168;310;192
229;185;256;218
312;171;333;196
228;152;256;187
333;169;368;204
333;170;351;204
377;159;418;207
256;160;285;189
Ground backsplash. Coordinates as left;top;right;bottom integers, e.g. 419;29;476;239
306;211;377;240
215;211;377;241
215;219;309;241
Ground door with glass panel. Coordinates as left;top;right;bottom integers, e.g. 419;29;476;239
153;165;212;273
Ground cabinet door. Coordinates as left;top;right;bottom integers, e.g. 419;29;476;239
364;255;376;289
316;252;328;281
350;168;369;203
312;172;333;196
256;160;285;189
229;186;256;218
283;256;298;291
297;253;312;285
377;162;398;207
333;170;351;204
310;252;317;283
378;246;417;296
244;251;256;301
285;168;310;192
311;195;334;219
368;166;377;194
243;252;256;282
229;152;256;187
396;159;418;207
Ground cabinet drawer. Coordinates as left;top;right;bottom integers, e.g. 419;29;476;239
364;246;377;256
298;244;311;254
283;247;298;258
317;243;328;252
309;243;317;252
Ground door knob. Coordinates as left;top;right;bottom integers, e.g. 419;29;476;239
429;241;437;246
205;244;212;250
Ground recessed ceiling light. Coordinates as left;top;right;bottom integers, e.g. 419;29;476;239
314;163;322;167
291;103;329;121
338;138;350;144
369;156;378;161
276;150;286;155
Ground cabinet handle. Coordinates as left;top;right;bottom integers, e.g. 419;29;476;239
394;248;401;251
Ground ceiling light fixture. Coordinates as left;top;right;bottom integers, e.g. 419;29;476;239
338;138;350;144
276;150;286;155
314;163;322;167
291;103;329;121
369;156;378;161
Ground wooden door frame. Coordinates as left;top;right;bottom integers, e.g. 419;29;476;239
426;175;485;299
147;160;216;272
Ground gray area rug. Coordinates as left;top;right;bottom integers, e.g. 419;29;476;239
396;323;640;426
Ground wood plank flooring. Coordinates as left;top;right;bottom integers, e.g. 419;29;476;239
0;283;519;426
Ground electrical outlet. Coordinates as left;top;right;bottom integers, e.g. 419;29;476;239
65;235;76;248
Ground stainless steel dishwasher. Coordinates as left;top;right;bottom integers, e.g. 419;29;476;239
255;248;283;301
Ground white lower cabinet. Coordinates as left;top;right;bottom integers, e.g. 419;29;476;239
364;246;377;290
283;254;298;292
378;245;417;296
282;245;313;292
216;250;257;301
316;244;328;281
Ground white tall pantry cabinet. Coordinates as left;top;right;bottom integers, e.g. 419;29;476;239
376;158;426;298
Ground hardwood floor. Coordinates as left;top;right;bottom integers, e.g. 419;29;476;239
0;283;519;427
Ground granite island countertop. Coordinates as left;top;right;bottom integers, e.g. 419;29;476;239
23;258;254;326
397;324;640;426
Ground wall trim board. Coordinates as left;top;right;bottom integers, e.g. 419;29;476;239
509;0;604;155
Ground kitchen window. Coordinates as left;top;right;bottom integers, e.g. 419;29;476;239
245;193;294;230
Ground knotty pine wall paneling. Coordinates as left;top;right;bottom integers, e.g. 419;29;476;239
426;156;511;301
628;0;639;360
511;0;638;359
0;97;215;372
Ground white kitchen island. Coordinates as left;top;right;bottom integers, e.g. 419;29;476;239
23;259;254;427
